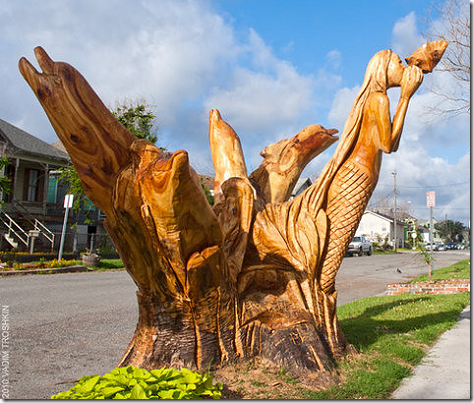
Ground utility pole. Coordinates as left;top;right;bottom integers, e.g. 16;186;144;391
427;191;436;280
392;171;397;252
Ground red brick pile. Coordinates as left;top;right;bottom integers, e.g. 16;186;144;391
386;279;470;295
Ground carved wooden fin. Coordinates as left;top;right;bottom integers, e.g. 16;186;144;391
209;109;248;204
249;125;338;204
133;141;224;288
19;46;136;213
217;177;255;284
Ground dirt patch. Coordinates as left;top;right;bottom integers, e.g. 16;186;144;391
212;358;340;399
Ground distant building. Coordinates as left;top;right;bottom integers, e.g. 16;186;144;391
417;218;443;244
355;210;405;248
0;119;108;252
290;177;312;199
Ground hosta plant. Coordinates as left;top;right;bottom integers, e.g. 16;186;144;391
51;366;222;399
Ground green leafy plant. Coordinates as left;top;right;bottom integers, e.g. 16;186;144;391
416;241;434;280
0;156;11;206
112;102;159;144
51;366;223;399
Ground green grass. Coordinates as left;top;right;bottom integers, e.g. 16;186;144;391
299;292;470;399
372;249;396;255
409;259;470;282
87;258;125;270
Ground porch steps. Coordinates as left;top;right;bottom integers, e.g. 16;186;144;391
4;233;18;249
0;210;54;251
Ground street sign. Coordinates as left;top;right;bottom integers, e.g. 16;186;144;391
426;191;435;207
64;194;74;209
59;194;74;260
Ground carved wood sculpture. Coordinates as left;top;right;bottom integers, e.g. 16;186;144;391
19;41;446;385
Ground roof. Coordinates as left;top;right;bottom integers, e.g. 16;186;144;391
50;140;67;153
364;210;405;225
0;119;69;163
293;177;312;196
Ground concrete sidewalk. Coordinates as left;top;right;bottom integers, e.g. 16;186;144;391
391;305;471;400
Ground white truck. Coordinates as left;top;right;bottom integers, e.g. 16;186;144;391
347;236;372;256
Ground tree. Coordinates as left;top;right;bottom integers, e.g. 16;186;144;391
112;101;159;144
424;0;470;115
434;219;466;243
0;157;12;205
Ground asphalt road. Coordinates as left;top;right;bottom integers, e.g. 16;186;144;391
336;249;470;304
1;250;469;399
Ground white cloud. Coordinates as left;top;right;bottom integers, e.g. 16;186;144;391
327;85;359;131
326;49;342;70
0;0;237;138
391;12;425;56
1;0;337;175
379;146;470;223
324;40;469;223
204;65;314;135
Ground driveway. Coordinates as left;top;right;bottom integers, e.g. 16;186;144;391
1;250;469;399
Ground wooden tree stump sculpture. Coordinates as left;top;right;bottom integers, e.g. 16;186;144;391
19;40;446;385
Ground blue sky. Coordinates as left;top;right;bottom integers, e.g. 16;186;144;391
0;0;470;225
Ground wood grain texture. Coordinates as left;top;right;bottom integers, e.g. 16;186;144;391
405;39;448;73
209;109;247;205
249;125;338;203
19;43;443;385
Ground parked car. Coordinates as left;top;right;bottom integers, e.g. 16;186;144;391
425;242;438;251
438;244;446;251
446;242;457;250
347;236;372;256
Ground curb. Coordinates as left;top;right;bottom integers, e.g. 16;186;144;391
0;265;94;276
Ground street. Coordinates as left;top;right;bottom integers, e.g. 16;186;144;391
1;250;469;399
336;249;469;304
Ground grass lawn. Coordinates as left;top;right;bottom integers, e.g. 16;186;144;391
86;258;125;270
372;249;396;255
409;258;470;282
218;292;470;399
1;258;126;271
305;292;470;399
217;258;470;399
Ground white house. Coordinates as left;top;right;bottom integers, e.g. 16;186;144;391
417;219;443;244
290;177;312;199
355;210;405;248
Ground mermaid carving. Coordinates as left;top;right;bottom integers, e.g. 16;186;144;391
243;42;446;361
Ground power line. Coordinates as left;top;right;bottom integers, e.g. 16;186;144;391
370;204;470;210
377;181;470;189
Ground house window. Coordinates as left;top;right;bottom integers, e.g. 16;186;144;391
48;176;58;203
84;196;97;211
27;169;40;202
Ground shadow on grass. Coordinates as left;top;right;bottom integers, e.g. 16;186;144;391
338;295;467;350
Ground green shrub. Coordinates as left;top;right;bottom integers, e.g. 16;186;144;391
51;366;222;399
